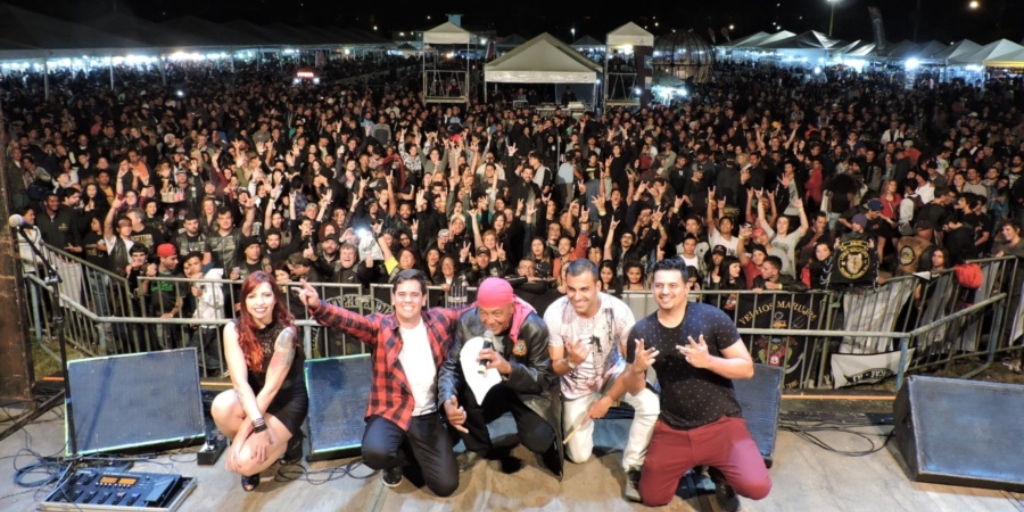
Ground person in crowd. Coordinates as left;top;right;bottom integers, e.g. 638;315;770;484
297;270;461;496
544;259;659;502
210;272;307;491
623;258;770;510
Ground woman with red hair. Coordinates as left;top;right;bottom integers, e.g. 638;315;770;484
211;271;307;491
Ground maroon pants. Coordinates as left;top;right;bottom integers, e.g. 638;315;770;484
639;416;772;507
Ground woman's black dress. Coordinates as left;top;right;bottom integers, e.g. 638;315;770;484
243;320;308;437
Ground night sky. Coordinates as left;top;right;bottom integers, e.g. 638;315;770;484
9;0;1023;45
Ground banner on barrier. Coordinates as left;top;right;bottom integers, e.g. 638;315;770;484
735;293;823;389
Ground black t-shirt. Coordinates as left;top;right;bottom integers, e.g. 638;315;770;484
130;225;165;251
81;231;109;271
627;302;743;429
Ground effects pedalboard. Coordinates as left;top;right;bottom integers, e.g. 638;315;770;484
40;468;196;512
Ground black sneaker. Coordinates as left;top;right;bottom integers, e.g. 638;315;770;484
457;450;486;472
709;467;739;512
624;466;642;502
381;466;403;488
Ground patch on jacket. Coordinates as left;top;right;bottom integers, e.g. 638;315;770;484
512;338;528;356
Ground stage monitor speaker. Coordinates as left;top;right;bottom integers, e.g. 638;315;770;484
67;348;205;456
304;354;371;461
893;376;1024;492
733;363;783;467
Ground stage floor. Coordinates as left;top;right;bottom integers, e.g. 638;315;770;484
2;407;1022;512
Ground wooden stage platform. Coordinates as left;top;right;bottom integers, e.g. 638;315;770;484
2;407;1022;512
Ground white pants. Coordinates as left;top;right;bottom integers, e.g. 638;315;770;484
562;375;660;470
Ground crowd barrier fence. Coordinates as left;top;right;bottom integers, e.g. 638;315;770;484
23;244;1023;390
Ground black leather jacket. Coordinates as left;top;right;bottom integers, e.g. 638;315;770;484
437;307;564;477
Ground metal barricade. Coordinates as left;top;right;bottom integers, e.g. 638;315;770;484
21;243;1023;391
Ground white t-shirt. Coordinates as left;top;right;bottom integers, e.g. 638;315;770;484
398;321;437;416
544;293;636;400
763;225;803;277
709;229;739;256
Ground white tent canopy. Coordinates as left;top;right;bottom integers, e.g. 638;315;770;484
984;47;1024;68
485;33;601;83
752;30;797;47
422;21;473;45
725;31;771;48
930;39;981;62
950;39;1024;65
606;22;654;47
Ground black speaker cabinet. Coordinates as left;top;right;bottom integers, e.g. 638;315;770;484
733;363;784;467
66;348;205;455
303;354;371;461
893;376;1024;491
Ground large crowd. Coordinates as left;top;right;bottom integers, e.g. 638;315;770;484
7;55;1024;509
9;59;1024;326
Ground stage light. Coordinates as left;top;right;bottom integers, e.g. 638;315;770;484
905;58;921;71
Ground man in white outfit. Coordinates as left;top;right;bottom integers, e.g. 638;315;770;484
545;259;660;502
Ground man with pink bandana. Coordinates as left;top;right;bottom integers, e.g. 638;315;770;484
438;277;563;477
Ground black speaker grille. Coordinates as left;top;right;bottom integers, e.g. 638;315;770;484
733;364;783;463
67;348;204;455
304;355;371;457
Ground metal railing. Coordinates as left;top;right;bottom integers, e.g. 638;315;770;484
21;244;1022;390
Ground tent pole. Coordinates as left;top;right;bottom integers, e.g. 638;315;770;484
159;56;167;86
602;46;609;111
42;59;49;101
466;40;471;104
109;57;114;90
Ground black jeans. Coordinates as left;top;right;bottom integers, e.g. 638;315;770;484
459;384;555;456
361;414;458;497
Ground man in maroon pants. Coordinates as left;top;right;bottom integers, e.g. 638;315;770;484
623;258;771;510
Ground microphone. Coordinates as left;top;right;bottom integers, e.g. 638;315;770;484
8;214;27;229
479;329;494;374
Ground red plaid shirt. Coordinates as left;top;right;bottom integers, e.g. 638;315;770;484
310;301;461;431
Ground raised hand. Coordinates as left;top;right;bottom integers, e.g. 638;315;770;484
632;339;660;373
565;337;592;367
708;186;716;200
609;218;620;234
677;335;711;368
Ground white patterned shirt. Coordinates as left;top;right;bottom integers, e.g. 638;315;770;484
544;293;636;400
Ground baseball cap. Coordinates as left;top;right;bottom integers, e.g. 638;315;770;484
155;243;177;259
852;214;869;229
867;199;883;212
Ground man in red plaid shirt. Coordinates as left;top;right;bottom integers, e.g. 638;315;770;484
298;269;461;496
